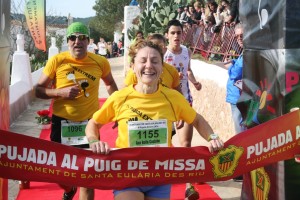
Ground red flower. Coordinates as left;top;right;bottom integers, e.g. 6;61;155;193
36;110;51;124
37;110;50;117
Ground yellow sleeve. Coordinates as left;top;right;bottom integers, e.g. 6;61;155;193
163;62;180;89
92;93;117;124
99;56;111;78
124;68;137;86
162;88;196;124
182;106;197;124
43;53;64;79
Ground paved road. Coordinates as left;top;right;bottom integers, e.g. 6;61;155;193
8;56;242;199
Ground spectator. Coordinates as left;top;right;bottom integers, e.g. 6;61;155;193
223;24;244;181
207;1;218;25
200;6;206;23
35;22;118;200
203;15;215;43
112;41;119;57
193;1;203;25
135;31;144;40
227;0;240;26
211;0;231;33
223;23;244;182
85;39;224;200
224;23;244;134
128;31;144;63
220;0;231;24
176;5;185;23
179;6;189;25
107;41;112;58
177;5;182;17
87;38;98;53
98;37;108;57
186;4;197;26
118;40;123;56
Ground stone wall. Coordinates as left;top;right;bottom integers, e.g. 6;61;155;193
191;79;235;142
192;60;235;142
172;60;236;146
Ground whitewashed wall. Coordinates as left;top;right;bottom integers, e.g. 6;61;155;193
190;60;235;142
123;6;141;75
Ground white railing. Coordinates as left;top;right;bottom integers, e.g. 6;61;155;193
9;34;58;124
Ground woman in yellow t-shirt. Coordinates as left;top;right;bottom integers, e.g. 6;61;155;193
85;40;223;200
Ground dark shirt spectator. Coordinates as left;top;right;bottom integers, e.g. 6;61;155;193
193;1;203;24
112;42;119;57
186;5;197;25
176;6;184;21
207;1;218;25
228;0;240;26
179;6;189;24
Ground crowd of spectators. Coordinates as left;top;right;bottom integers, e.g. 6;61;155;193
176;0;241;61
87;37;123;58
177;0;240;32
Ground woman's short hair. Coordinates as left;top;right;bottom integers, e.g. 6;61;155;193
128;39;164;64
147;33;166;45
234;23;243;31
194;1;202;9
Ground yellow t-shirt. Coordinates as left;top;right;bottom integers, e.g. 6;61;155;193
92;85;196;148
43;51;111;121
124;62;180;89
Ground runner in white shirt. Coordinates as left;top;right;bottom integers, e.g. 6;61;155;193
164;19;202;200
98;37;107;57
87;38;98;53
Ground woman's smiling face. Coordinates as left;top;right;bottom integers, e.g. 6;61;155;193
133;46;163;86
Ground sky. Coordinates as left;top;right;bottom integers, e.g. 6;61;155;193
12;0;96;18
46;0;96;18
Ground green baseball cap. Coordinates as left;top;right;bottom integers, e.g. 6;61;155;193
66;22;89;37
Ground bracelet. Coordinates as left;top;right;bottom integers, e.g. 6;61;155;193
88;139;99;144
207;134;219;142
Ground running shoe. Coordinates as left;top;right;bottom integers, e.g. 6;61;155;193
62;187;77;200
233;175;243;182
185;185;200;200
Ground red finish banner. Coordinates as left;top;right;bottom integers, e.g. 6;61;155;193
0;111;299;190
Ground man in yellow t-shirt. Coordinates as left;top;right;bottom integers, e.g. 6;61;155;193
35;22;118;200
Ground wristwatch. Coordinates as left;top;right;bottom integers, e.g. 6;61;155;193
207;134;219;142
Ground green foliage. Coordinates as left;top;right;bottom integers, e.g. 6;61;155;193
30;57;46;72
47;33;64;51
127;0;180;40
30;34;64;72
90;0;133;41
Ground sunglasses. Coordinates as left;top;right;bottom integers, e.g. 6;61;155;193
235;34;243;39
68;34;88;41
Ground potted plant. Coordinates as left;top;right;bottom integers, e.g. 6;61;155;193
35;109;52;129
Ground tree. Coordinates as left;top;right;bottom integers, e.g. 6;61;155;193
90;0;150;41
90;0;130;41
11;0;68;72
